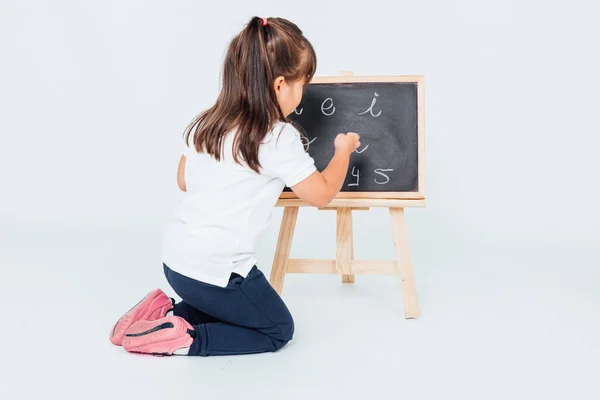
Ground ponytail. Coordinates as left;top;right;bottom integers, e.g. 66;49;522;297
184;17;317;172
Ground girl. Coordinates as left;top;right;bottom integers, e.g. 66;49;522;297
109;16;360;357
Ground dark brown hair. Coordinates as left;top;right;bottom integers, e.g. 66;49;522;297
183;16;317;172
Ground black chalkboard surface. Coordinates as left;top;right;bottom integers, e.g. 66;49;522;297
283;77;424;199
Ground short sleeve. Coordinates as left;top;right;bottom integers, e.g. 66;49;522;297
260;123;317;187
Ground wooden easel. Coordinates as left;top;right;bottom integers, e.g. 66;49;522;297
269;72;425;319
269;200;423;319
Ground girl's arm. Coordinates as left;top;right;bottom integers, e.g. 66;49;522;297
290;133;360;208
177;155;187;192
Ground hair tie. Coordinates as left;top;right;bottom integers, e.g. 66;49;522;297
261;17;268;26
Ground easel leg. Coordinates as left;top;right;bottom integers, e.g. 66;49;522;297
270;207;299;295
390;207;420;318
342;227;355;283
336;208;355;283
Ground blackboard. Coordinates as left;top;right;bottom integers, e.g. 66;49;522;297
283;77;424;199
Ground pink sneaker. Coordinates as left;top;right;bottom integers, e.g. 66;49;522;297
122;316;194;356
110;289;174;346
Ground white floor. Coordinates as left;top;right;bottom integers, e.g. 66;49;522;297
0;218;598;400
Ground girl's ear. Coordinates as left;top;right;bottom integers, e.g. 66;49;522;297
273;76;286;93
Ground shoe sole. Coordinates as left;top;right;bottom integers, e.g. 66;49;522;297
110;289;172;346
122;317;194;356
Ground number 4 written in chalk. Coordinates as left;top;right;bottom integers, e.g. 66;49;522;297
348;168;394;186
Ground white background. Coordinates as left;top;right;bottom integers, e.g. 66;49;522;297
1;1;599;399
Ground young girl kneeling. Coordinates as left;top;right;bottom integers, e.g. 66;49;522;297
109;16;359;357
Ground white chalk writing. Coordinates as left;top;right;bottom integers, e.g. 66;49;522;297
321;98;336;116
358;92;382;117
374;168;393;184
348;167;360;186
355;144;369;154
301;136;317;152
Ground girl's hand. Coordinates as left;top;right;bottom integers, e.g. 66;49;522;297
334;132;361;155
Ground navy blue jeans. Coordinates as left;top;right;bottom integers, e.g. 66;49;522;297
163;264;294;356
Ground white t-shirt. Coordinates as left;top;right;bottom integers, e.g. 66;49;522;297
161;121;316;287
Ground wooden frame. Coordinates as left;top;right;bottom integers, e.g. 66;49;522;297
278;74;426;205
277;198;425;208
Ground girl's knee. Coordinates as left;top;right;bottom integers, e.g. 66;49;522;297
281;312;295;342
272;335;291;351
272;312;294;345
